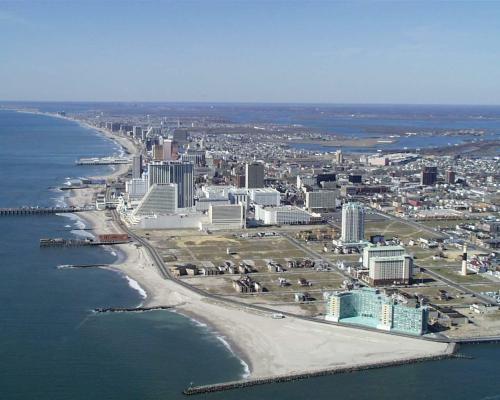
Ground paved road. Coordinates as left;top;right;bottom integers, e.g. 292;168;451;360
419;265;497;306
111;210;450;343
365;208;498;305
370;207;497;255
368;207;447;240
282;233;354;281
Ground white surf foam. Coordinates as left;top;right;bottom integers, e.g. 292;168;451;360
70;229;95;240
106;246;125;262
184;314;250;379
124;275;147;299
56;264;74;269
50;186;68;208
74;220;86;230
57;212;82;223
188;316;208;328
56;213;96;240
215;335;251;379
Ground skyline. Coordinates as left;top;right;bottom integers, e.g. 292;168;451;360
1;1;500;399
2;1;500;104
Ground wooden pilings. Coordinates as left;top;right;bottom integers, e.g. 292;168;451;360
0;207;83;216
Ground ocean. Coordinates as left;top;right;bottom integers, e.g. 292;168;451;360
0;110;244;399
0;108;499;400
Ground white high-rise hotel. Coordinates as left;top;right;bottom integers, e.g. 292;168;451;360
341;202;365;243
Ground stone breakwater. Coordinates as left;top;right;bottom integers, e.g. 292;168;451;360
183;344;458;395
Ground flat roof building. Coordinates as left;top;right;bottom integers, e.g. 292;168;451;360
249;188;280;206
148;161;194;208
208;204;244;230
305;190;337;211
126;177;147;201
363;244;412;286
173;129;189;145
245;162;265;189
132;155;142;179
421;166;438;186
132;126;142;139
255;205;314;225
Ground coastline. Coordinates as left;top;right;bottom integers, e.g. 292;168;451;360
71;207;451;381
35;109;451;382
38;111;255;377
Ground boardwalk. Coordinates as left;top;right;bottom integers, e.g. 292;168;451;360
40;238;129;247
76;157;130;165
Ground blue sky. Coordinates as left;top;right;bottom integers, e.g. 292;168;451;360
1;0;500;104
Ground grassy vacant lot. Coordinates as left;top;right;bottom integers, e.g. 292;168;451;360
364;220;441;240
420;219;468;229
152;231;348;309
401;285;464;303
428;265;492;284
460;283;500;294
137;231;311;266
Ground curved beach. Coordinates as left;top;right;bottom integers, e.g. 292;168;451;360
60;116;451;381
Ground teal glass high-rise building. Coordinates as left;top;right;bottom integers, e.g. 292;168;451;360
326;288;428;336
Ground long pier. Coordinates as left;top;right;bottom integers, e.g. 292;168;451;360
76;157;130;165
57;264;109;269
93;306;173;314
183;348;458;396
40;238;129;247
0;207;85;216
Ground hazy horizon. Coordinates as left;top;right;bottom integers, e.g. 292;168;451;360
2;100;500;107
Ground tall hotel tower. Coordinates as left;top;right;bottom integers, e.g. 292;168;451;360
341;202;365;243
147;161;194;208
132;155;142;179
245;161;265;189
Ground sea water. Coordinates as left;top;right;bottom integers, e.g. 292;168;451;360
0;108;499;400
0;110;244;400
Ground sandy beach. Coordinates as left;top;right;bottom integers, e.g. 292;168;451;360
75;207;452;379
59;116;452;381
82;210;453;379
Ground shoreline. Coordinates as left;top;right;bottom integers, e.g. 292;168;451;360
7;108;136;181
185;343;458;395
171;306;253;379
67;210;254;379
29;108;453;382
35;110;256;377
